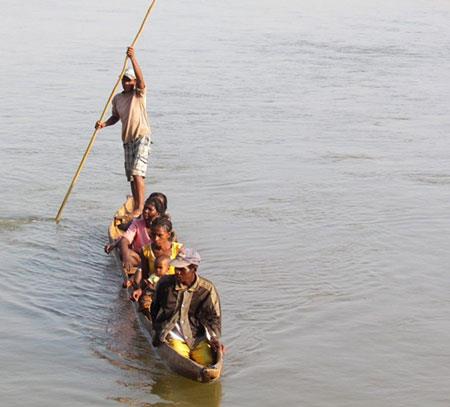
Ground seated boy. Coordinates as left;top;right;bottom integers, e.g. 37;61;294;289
131;255;170;316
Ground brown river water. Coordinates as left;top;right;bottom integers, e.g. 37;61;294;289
1;0;450;406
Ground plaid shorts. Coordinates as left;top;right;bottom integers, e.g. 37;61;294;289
123;136;151;182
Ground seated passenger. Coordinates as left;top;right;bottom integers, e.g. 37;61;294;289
148;192;168;216
151;248;222;366
147;191;178;241
131;255;170;313
105;196;165;286
149;254;171;287
141;216;183;277
132;216;183;310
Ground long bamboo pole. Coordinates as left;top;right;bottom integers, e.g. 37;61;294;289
55;0;158;223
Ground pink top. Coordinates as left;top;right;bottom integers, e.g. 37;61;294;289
122;218;151;253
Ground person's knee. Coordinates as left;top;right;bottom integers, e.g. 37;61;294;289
129;250;141;264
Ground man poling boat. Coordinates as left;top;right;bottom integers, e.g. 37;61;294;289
96;46;151;220
55;0;157;223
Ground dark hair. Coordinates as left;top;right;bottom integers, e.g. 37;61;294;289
148;192;168;213
151;215;174;241
154;254;171;266
144;197;165;216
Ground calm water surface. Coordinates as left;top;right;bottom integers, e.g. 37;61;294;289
1;0;450;406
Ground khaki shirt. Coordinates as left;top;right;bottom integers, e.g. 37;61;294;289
112;87;151;144
151;274;221;348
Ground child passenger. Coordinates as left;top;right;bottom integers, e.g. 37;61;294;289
131;255;171;314
150;255;171;287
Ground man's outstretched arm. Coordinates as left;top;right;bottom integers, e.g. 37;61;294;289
127;46;146;90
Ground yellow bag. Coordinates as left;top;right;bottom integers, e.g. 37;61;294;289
190;339;213;366
168;338;213;366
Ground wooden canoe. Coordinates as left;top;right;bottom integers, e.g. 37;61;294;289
108;197;224;383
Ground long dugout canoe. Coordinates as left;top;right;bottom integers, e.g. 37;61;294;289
107;197;224;383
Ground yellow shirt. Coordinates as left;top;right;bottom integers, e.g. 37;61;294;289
142;242;183;275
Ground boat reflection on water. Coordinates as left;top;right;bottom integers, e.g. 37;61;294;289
108;372;222;407
150;373;222;407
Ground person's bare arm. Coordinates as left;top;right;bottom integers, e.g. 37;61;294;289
133;267;143;288
127;47;146;90
95;115;119;130
119;237;133;271
104;237;121;254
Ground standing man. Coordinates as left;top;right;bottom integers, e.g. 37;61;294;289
96;46;151;218
150;248;222;366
